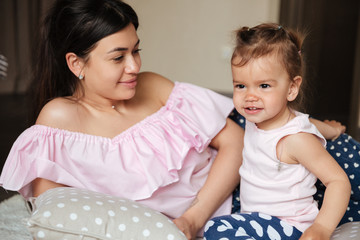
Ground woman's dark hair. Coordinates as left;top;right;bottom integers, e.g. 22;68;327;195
232;23;307;112
29;0;138;124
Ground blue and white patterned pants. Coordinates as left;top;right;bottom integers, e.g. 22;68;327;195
204;212;302;240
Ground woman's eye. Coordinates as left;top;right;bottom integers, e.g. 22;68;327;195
133;49;142;54
114;56;124;61
113;49;141;62
260;84;270;88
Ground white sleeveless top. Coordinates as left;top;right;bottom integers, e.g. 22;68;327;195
239;111;326;232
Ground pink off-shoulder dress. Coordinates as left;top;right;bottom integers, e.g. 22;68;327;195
0;82;234;220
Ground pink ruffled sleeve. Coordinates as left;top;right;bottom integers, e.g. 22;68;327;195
0;127;85;198
164;82;234;152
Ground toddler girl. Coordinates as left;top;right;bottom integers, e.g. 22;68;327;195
204;23;351;240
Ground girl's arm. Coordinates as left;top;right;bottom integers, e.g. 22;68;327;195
173;118;244;239
284;133;350;240
310;118;346;140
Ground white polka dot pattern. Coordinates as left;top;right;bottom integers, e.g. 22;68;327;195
27;187;187;239
331;221;360;239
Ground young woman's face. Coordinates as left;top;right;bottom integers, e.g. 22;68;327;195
81;24;141;102
232;54;296;130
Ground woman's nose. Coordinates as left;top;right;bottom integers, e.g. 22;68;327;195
125;56;141;74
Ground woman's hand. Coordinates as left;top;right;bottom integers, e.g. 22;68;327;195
299;222;332;240
309;118;346;140
323;120;346;140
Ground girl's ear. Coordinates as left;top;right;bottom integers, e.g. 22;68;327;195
65;52;85;79
287;76;302;102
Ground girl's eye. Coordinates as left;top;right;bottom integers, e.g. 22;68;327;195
235;84;245;89
260;84;270;88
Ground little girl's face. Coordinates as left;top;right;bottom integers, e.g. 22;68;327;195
232;54;299;130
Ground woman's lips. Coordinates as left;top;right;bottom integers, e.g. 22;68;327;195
119;78;137;88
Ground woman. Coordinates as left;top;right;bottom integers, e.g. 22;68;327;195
0;0;243;238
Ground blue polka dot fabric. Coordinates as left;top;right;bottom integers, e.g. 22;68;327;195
228;109;360;225
229;109;246;129
204;212;302;240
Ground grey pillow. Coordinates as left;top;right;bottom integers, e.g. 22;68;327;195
27;187;187;239
330;221;360;240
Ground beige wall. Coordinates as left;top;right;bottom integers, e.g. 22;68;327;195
125;0;280;93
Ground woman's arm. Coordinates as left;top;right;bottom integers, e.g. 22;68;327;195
310;118;346;140
32;178;67;197
173;118;244;239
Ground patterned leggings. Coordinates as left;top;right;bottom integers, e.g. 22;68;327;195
204;212;302;240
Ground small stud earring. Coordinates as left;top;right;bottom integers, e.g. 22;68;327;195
79;74;84;80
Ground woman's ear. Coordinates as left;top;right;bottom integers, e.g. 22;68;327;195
287;76;302;101
65;52;85;79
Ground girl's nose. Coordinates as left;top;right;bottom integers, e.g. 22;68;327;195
245;92;259;102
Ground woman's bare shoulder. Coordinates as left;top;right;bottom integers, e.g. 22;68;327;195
137;72;174;104
36;97;80;129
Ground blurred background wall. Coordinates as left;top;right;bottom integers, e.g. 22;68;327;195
124;0;280;93
0;0;280;94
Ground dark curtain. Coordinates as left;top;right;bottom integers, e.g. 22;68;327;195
0;0;54;94
280;0;360;139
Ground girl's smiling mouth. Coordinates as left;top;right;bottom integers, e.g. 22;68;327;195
244;106;263;114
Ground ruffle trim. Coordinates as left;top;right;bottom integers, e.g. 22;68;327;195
0;82;234;200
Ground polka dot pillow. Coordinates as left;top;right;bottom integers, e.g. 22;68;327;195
331;221;360;239
27;187;187;240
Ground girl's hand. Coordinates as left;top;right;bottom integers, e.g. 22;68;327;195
299;222;332;240
323;120;346;140
173;216;197;240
